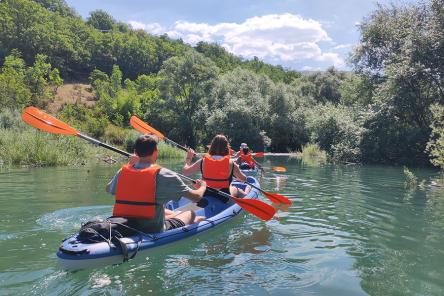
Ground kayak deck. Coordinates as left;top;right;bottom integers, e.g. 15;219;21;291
57;176;260;270
241;168;259;176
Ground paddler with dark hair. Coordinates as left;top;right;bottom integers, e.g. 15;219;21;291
106;134;207;232
182;134;250;199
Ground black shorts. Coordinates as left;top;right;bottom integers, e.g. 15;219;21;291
204;188;230;203
164;217;186;230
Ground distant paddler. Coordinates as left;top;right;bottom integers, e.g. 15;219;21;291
234;143;264;171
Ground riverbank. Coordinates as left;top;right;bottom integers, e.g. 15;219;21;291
0;127;185;168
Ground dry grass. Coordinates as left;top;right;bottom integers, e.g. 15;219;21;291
48;83;96;113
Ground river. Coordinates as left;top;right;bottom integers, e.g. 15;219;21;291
1;156;443;295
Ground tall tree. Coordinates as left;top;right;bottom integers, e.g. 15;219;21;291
351;0;444;165
86;10;115;31
156;51;219;147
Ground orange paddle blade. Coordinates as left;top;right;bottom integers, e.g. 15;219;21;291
232;197;276;221
254;152;265;157
130;116;165;139
263;191;292;205
21;107;78;135
272;166;287;173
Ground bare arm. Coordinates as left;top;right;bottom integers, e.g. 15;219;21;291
184;180;207;202
232;161;247;182
182;148;202;175
183;159;202;175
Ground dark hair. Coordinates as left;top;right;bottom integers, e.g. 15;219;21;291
208;134;229;156
134;134;158;157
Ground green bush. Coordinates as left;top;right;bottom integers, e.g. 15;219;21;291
403;166;418;188
59;103;108;138
298;143;327;166
305;104;365;163
426;104;444;169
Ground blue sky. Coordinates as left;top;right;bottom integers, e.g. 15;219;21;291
65;0;416;71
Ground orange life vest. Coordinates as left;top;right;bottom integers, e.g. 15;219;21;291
239;150;255;167
113;164;161;219
201;155;232;189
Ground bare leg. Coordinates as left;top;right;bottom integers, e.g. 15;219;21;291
168;210;196;225
194;216;206;222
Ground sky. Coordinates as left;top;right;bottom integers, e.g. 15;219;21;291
65;0;416;71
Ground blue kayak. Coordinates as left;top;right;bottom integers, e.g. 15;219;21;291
57;176;260;270
241;167;259;176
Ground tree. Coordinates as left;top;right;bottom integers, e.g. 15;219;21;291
32;0;76;17
205;68;271;150
157;51;219;147
0;52;31;108
351;0;444;165
0;51;62;109
86;10;115;31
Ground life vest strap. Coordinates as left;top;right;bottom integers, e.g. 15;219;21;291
115;200;159;206
203;176;231;181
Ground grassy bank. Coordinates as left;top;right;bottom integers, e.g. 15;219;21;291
0;107;185;167
156;142;186;159
0;128;104;167
0;128;185;168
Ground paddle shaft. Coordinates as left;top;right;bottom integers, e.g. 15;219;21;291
78;133;130;157
165;138;188;152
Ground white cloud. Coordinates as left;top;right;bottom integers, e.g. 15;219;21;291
128;13;345;69
302;65;322;71
317;52;345;68
333;43;353;50
128;21;165;35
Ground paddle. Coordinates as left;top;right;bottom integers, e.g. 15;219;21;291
253;152;265;158
22;107;129;156
272;166;287;173
129;116;291;205
21;107;276;221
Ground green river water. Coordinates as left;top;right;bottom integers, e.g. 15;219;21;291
1;156;444;295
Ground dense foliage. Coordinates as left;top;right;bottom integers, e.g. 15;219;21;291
0;0;443;168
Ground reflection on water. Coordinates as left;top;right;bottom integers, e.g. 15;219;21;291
1;158;444;295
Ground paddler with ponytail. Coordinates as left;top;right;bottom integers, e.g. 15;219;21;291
182;134;250;199
106;134;207;232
